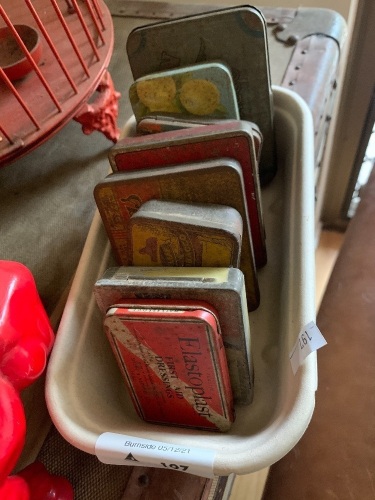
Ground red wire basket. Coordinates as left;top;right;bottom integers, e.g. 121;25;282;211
0;0;119;166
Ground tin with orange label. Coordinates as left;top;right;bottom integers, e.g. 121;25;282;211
94;158;259;310
129;199;243;268
103;299;234;431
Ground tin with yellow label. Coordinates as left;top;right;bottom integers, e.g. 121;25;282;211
103;299;234;431
129;199;242;268
129;61;240;122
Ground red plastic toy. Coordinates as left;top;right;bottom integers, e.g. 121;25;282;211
0;260;73;498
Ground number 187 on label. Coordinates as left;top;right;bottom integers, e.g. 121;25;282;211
290;321;327;374
299;329;312;349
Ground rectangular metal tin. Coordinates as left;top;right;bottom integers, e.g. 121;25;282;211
94;157;259;310
130;199;242;268
103;300;234;431
94;266;254;405
108;120;266;268
126;5;275;185
129;61;239;122
136;117;263;166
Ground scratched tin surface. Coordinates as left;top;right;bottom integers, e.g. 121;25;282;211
130;199;242;268
94;158;259;310
94;267;254;405
136;117;263;165
129;61;239;122
103;300;234;431
108;120;266;269
126;5;275;185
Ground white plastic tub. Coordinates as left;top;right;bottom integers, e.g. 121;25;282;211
46;86;317;476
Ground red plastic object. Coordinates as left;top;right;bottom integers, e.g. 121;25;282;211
75;69;121;142
0;475;29;500
0;260;54;486
0;24;42;81
0;461;74;500
0;377;26;486
0;0;118;166
18;461;74;500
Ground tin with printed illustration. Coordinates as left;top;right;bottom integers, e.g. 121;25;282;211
126;5;275;185
94;157;259;310
129;199;243;268
103;299;234;431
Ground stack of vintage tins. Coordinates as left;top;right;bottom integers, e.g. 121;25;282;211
93;5;275;433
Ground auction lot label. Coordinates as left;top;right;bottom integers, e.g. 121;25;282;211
95;432;216;478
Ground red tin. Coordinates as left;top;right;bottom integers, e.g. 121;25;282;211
103;299;234;431
94;266;254;405
136;117;263;166
108;120;266;268
94;157;259;310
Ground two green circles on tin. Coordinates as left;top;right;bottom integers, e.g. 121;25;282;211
129;62;240;121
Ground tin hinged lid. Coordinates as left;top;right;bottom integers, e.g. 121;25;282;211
95;267;253;405
108;119;266;269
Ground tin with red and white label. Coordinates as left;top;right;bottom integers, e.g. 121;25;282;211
130;199;243;268
94;266;254;405
108;120;266;268
103;300;234;431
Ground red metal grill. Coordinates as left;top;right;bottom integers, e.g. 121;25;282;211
0;0;119;166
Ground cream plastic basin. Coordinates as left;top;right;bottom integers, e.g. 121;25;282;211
46;86;316;476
